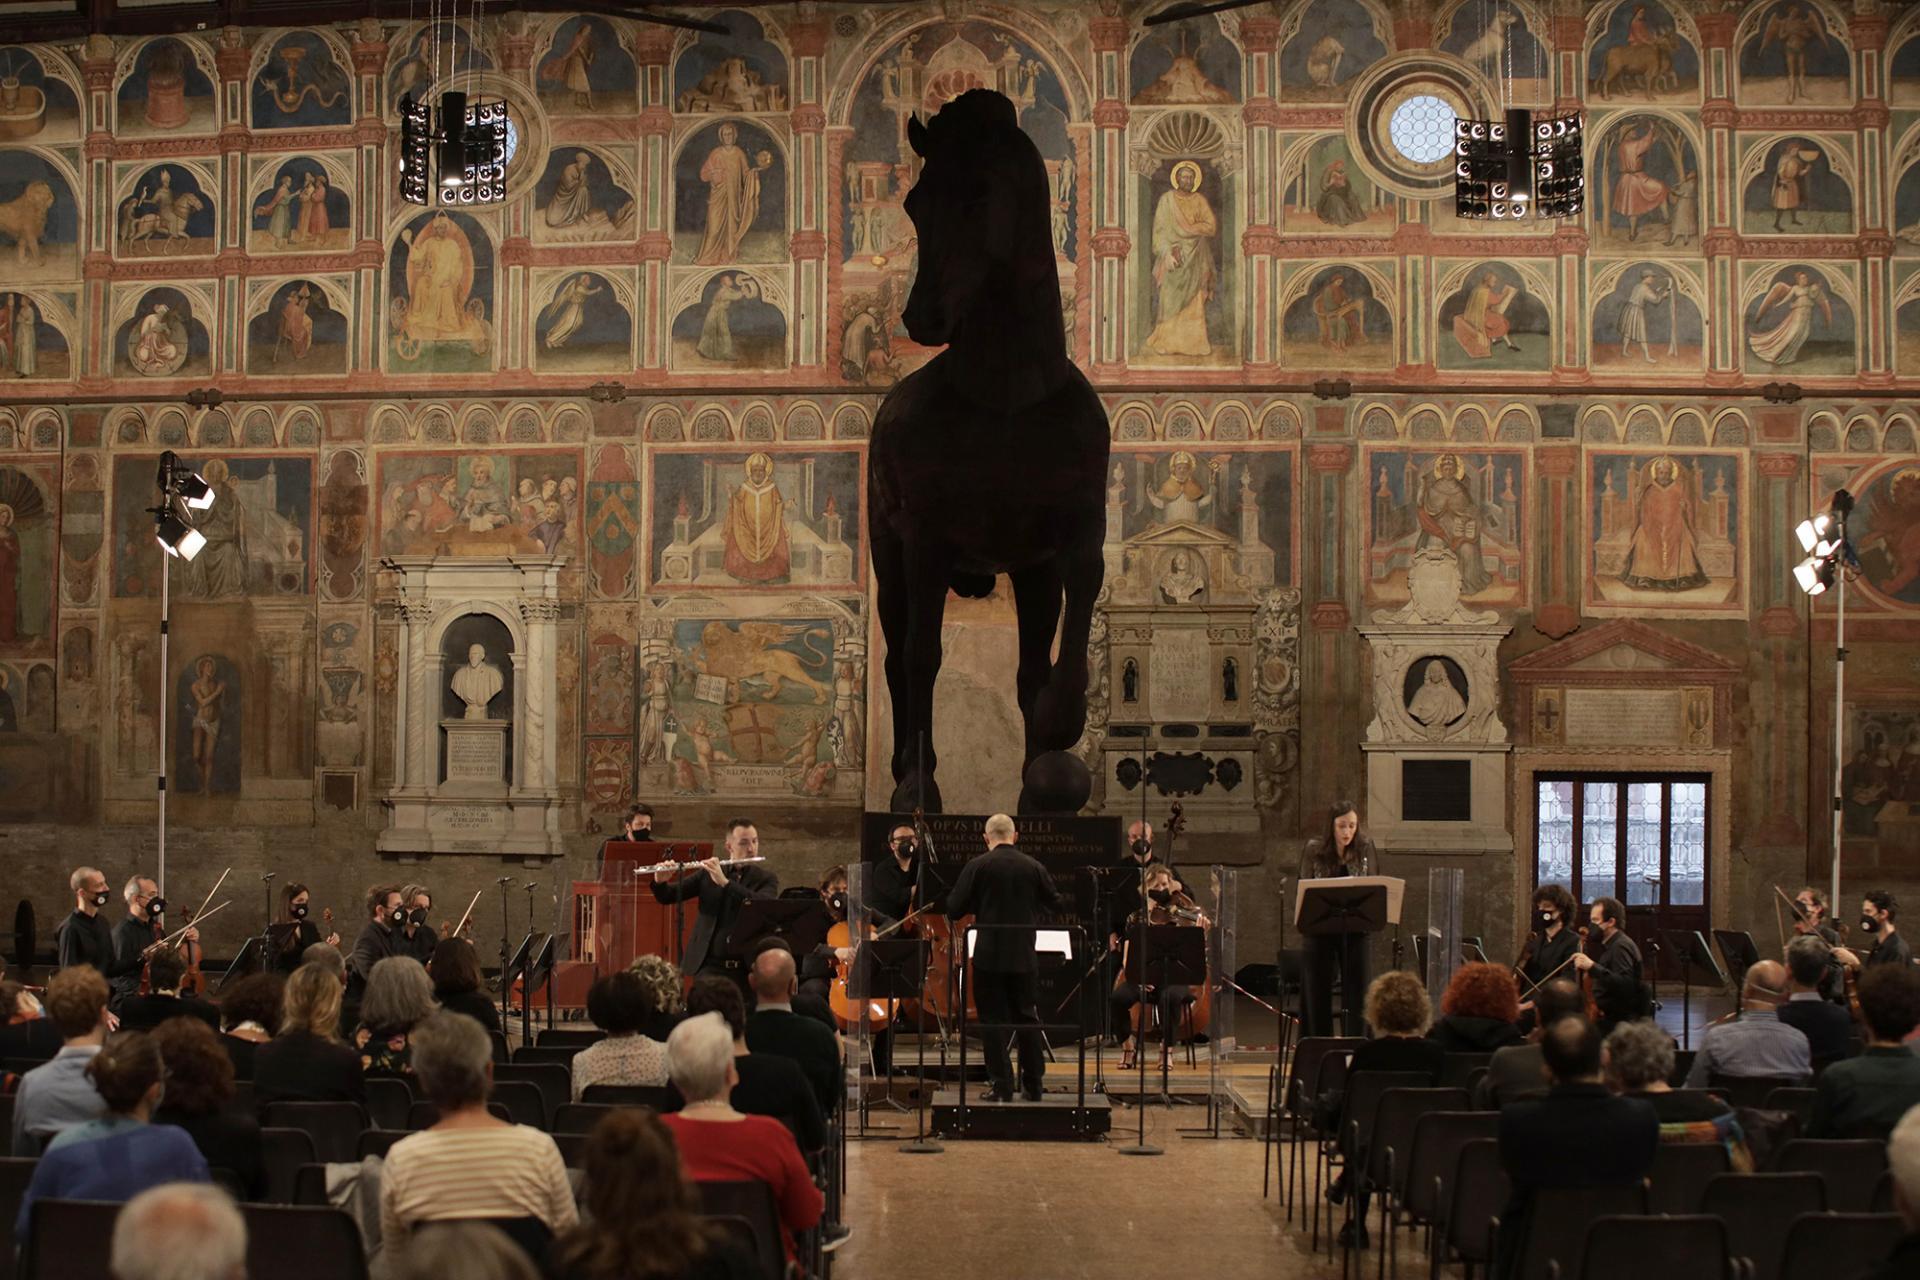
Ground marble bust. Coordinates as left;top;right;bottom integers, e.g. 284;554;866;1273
451;643;504;719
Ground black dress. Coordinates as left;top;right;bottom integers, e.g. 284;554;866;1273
436;987;504;1034
1296;836;1377;1037
252;1029;368;1106
154;1105;265;1200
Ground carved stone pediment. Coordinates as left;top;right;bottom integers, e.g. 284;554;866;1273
1108;521;1260;607
1507;620;1738;750
1508;619;1744;684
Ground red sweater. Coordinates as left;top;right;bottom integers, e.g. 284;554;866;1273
661;1111;824;1257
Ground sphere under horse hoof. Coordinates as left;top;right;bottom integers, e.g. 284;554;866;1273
1018;750;1091;815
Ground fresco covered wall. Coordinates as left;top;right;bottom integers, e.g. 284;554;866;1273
2;0;1918;962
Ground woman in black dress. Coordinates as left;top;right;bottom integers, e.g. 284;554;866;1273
429;935;502;1034
271;882;340;975
1296;800;1377;1037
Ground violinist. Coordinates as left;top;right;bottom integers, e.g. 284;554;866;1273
1832;890;1913;974
346;884;406;1003
869;825;920;930
1107;820;1184;953
1787;886;1847;1003
1297;801;1376;1037
1570;897;1648;1035
109;877;165;1010
55;867;140;985
1516;885;1579;1026
1111;865;1209;1070
398;884;438;964
271;884;340;975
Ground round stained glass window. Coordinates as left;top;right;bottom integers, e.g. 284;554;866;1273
1388;94;1458;166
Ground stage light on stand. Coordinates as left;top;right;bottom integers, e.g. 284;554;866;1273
1456;107;1582;221
1794;488;1858;919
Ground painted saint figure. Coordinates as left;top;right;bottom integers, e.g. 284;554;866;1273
1315;159;1366;226
12;299;34;378
722;451;790;582
1451;272;1519;360
184;459;246;598
1770;141;1822;232
1611;123;1670;242
1747;269;1832;366
1618;270;1670;364
1415;454;1492;593
1144;161;1217;358
1760;4;1831;104
540;273;603;349
541;23;596;109
1147;451;1213;526
0;505;16;643
188;656;226;792
255;176;295;247
1313;273;1366;351
694;123;772;265
130;302;186;377
544;152;596;228
1666;169;1699;246
1621;457;1708;590
698;273;752;362
276;283;314;362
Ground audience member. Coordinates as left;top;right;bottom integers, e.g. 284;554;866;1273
1604;1020;1732;1123
253;962;366;1106
1327;970;1445;1248
429;936;503;1034
571;970;668;1100
548;1108;762;1280
1778;934;1856;1066
1864;1104;1920;1280
151;1017;266;1200
214;971;282;1080
1475;980;1586;1109
744;947;841;1114
116;948;221;1034
1429;963;1526;1053
111;1183;247;1280
684;976;825;1153
1684;960;1811;1087
0;955;45;1019
301;939;357;1035
15;1032;209;1244
10;964;111;1155
1808;965;1920;1140
380;1012;577;1259
660;1012;824;1262
396;1222;541;1280
1495;1017;1658;1280
355;955;438;1076
630;954;687;1042
0;978;61;1061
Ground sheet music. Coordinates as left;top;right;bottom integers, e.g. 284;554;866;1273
1293;875;1407;928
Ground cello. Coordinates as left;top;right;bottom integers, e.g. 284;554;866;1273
1115;865;1212;1067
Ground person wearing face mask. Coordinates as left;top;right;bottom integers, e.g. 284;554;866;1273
868;824;921;931
1832;889;1913;974
110;876;164;1010
1297;801;1376;1037
1516;884;1579;1027
56;866;142;987
271;882;340;975
347;884;406;1003
1570;896;1650;1035
399;884;438;964
1790;885;1848;1003
1107;819;1187;955
600;803;657;872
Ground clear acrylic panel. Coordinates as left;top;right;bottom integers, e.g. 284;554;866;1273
1625;781;1664;906
1201;866;1236;1060
1669;781;1708;907
1581;781;1618;893
1536;780;1574;885
1426;867;1465;1015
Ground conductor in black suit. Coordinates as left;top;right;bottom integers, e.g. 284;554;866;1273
650;817;780;979
945;813;1063;1102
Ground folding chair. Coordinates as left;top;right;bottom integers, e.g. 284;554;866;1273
487;1029;509;1064
240;1204;370;1280
1700;1171;1827;1280
1567;1214;1735;1280
1708;1074;1808;1110
1435;1138;1507;1280
537;1028;605;1047
260;1126;319;1204
698;1179;785;1280
1769;1138;1888;1213
1278;1036;1361;1220
703;1213;771;1280
22;1199;117;1280
1397;1110;1496;1278
581;1083;677;1109
1777;1211;1906;1279
494;1061;571;1127
407;1099;511;1129
0;1156;38;1262
509;1044;582;1067
1760;1086;1816;1127
1507;1184;1647;1280
1438;1054;1492;1091
1646;1141;1730;1215
553;1101;616;1135
261;1101;368;1164
355;1128;409;1160
1363;1087;1469;1278
1297;1048;1354;1249
363;1076;414;1132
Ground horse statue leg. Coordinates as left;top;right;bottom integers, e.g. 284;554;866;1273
872;520;950;814
1016;533;1103;814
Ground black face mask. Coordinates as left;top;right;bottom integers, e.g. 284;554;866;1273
1129;838;1153;859
408;907;428;926
1862;915;1881;934
630;823;651;838
290;902;309;920
1537;911;1556;930
91;891;111;908
385;907;405;927
146;898;167;920
893;840;916;857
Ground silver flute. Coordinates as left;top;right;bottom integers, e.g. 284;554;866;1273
630;855;767;876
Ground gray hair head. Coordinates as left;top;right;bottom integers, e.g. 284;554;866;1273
360;955;436;1033
1603;1019;1674;1092
666;1010;735;1103
409;1010;492;1112
111;1183;247;1280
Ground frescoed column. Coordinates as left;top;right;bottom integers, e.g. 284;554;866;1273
1089;8;1129;377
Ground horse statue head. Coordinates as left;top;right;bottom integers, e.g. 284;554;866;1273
900;89;1067;406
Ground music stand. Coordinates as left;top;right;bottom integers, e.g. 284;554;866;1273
527;933;557;1033
213;936;261;994
1296;877;1401;1036
858;938;939;1153
1711;930;1759;997
502;930;535;1042
724;900;834;974
1662;929;1727;1050
1125;923;1207;1103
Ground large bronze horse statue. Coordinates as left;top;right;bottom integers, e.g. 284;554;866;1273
868;90;1109;814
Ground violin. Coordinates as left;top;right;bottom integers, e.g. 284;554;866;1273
178;905;204;997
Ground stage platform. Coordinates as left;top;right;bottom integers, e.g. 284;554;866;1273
929;1087;1112;1141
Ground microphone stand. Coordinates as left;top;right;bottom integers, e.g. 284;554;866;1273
495;876;513;1032
258;872;276;986
901;732;943;1155
519;881;538;1048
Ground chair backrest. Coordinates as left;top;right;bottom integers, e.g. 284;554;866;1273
1708;1074;1808;1110
1440;1053;1493;1090
1771;1139;1889;1213
489;1078;549;1130
240;1204;370;1280
405;1099;513;1129
259;1125;319;1205
581;1083;677;1109
510;1044;582;1067
698;1179;784;1280
553;1101;616;1135
1779;1211;1906;1280
1578;1214;1730;1280
0;1156;38;1262
703;1213;772;1280
1872;1169;1894;1214
1699;1172;1827;1280
1669;1050;1696;1088
1516;1183;1648;1280
538;1028;605;1047
355;1128;409;1160
487;1029;509;1063
292;1164;330;1207
230;1079;255;1114
1761;1086;1816;1125
551;1130;588;1168
494;1061;572;1126
1365;1087;1470;1194
1341;1071;1437;1167
1401;1110;1498;1224
24;1199;117;1280
1443;1139;1510;1266
468;1216;553;1265
261;1102;366;1165
1647;1140;1731;1215
1284;1036;1361;1115
363;1076;414;1131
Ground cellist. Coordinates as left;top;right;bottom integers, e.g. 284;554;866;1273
1516;884;1579;1025
1111;865;1210;1071
1570;896;1648;1036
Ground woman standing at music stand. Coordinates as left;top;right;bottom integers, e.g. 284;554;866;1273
1297;801;1375;1037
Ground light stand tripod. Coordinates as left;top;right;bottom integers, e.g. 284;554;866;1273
495;876;512;1029
900;735;944;1155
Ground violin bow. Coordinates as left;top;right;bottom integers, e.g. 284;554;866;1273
1515;950;1579;1000
147;899;231;954
184;867;231;932
872;902;935;940
451;889;483;939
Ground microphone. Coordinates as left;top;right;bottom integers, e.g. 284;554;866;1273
496;876;513;885
262;872;276;882
524;881;539;891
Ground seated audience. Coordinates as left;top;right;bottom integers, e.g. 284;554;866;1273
253;962;367;1107
0;955;44;1020
660;1012;823;1263
684;976;825;1154
1604;1020;1732;1123
1777;934;1855;1067
355;955;438;1076
571;970;668;1100
1864;1104;1920;1280
152;1017;266;1200
430;936;503;1035
15;1032;209;1244
1429;963;1526;1053
744;947;841;1115
116;948;221;1034
110;1183;248;1280
1809;965;1920;1140
400;1223;541;1280
630;954;687;1043
548;1108;762;1280
0;978;59;1062
1328;969;1446;1249
1496;1017;1658;1280
1475;980;1585;1109
380;1012;577;1259
1684;960;1811;1088
301;939;358;1035
11;964;111;1155
214;972;282;1080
